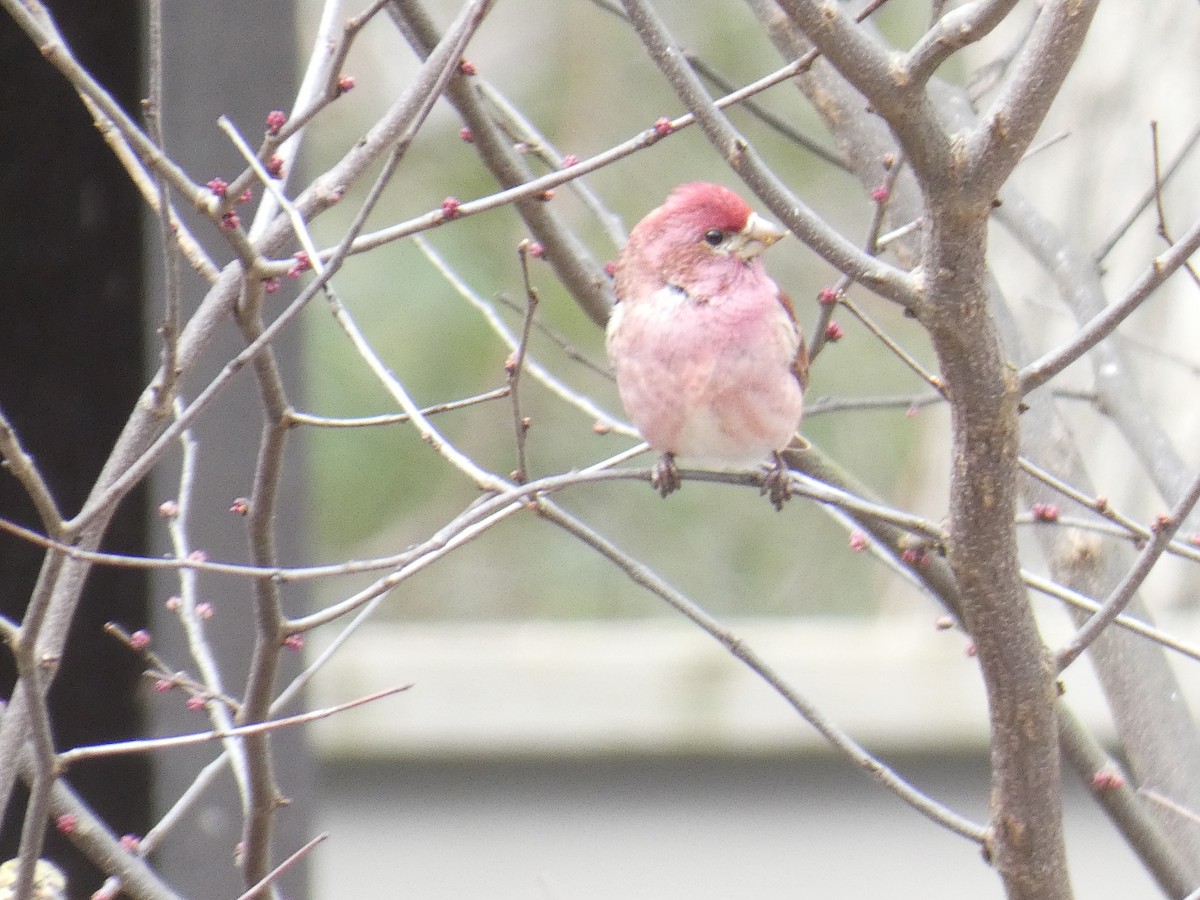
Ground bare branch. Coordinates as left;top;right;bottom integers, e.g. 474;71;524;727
1024;572;1200;664
771;0;929;141
45;776;184;900
144;0;182;411
840;296;945;393
74;0;503;531
619;0;917;307
542;498;987;843
478;80;632;248
905;0;1022;86
1020;211;1200;394
414;236;633;436
162;401;251;807
234;833;329;900
57;687;410;767
0;408;64;536
1056;469;1200;672
288;388;511;429
509;242;541;483
809;155;908;361
965;0;1101;199
390;0;613;326
1096;118;1200;264
1150;122;1200;290
1057;710;1197;898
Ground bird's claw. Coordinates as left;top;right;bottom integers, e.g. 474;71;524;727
651;452;682;498
760;452;792;511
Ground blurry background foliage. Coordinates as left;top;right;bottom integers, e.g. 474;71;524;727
299;0;949;621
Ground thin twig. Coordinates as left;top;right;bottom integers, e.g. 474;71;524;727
1056;467;1200;671
57;686;410;767
587;0;850;170
231;0;379;239
785;470;947;542
1095;117;1200;265
1019;457;1139;529
1017;456;1177;550
509;242;541;482
287;387;510;429
1024;571;1200;664
809;153;908;362
493;293;613;380
1;457;949;587
687;53;847;170
840;297;945;394
321;283;508;490
1057;711;1196;899
875;218;923;250
103;622;242;713
822;505;935;595
0;408;64;536
71;1;495;534
145;0;182;411
1021;211;1200;394
234;833;330;900
477;80;630;248
1021;130;1070;163
1150;121;1200;290
415;237;633;436
163;398;252;807
616;0;916;308
804;392;944;417
1140;789;1200;829
541;499;987;844
1017;513;1200;567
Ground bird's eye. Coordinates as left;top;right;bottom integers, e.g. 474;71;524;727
703;229;725;247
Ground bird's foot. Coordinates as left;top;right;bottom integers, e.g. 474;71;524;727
760;451;792;511
651;452;682;498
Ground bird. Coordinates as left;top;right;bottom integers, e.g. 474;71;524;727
606;182;808;509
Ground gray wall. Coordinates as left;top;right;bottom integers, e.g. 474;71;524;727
316;755;1156;898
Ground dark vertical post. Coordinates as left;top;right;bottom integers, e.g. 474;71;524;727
0;0;151;891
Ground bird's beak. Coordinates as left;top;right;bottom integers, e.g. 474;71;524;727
732;212;788;260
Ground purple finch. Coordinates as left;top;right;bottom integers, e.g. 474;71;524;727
607;182;807;507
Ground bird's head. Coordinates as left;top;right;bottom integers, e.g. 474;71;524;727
615;182;788;302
